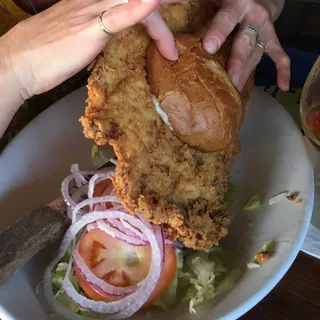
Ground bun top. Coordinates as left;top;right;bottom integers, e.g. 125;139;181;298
147;34;245;152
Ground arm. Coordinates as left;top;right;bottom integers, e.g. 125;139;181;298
0;36;25;138
0;0;179;139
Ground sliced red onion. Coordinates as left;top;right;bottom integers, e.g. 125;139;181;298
120;219;148;242
173;240;185;249
136;213;153;230
105;218;119;230
93;202;106;211
74;195;178;248
110;204;126;212
97;219;147;246
109;218;166;246
43;210;161;319
67;184;89;219
70;164;87;187
61;167;115;210
87;172;114;200
164;240;175;246
107;218;138;238
109;188;120;207
154;225;165;266
87;172;114;212
67;208;73;220
71;196;121;223
133;215;182;249
88;222;174;248
87;222;98;232
71;184;88;204
61;171;97;209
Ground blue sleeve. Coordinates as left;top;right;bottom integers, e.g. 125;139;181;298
254;46;318;88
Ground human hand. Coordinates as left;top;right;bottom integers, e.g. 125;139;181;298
202;0;290;91
0;0;178;100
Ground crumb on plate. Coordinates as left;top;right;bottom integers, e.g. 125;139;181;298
255;251;270;263
287;192;299;201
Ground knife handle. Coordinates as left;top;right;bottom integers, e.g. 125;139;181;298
0;196;70;286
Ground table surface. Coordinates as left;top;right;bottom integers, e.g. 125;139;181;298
242;252;320;319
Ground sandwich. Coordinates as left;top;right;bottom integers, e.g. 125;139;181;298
43;1;254;319
80;11;253;251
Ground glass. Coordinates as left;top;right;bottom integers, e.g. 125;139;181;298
301;56;320;229
300;56;320;148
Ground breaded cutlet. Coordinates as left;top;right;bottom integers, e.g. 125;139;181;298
80;1;254;250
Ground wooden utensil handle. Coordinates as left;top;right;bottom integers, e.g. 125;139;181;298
0;196;70;286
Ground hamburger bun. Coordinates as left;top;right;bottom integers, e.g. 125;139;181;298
147;33;245;152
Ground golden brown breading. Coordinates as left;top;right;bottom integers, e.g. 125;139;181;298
80;1;253;250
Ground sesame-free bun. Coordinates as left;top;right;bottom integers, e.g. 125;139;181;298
147;34;245;152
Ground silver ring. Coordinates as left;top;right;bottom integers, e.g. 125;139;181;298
238;23;259;38
256;40;265;51
99;10;114;36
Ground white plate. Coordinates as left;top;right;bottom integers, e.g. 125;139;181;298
0;87;314;320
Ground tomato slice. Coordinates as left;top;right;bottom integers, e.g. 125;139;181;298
75;230;176;307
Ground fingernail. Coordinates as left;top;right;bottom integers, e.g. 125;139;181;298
141;0;153;3
115;0;128;4
204;37;220;54
282;80;290;91
230;71;240;89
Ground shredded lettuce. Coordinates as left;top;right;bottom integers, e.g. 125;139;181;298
269;192;288;205
243;194;261;211
247;241;278;267
36;282;41;294
91;143;99;160
247;262;260;269
262;240;277;253
215;268;242;295
91;143;112;165
48;248;102;319
183;252;217;314
224;181;237;205
247;219;255;228
182;250;236;314
153;248;241;315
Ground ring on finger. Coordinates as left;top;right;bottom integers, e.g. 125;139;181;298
99;10;115;36
237;23;259;38
256;40;265;51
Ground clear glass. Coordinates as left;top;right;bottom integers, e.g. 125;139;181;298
300;56;320;147
301;56;320;230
